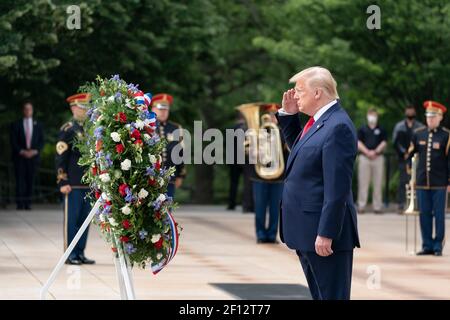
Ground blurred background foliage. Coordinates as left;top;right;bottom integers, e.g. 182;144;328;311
1;0;449;204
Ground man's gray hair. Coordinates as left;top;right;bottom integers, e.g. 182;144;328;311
289;66;339;99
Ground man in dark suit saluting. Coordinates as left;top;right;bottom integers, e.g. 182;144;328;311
276;67;360;300
10;101;44;210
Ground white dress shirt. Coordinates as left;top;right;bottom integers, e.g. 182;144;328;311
23;117;33;149
278;99;338;122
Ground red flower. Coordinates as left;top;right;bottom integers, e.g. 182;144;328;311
148;178;156;186
154;161;161;170
111;247;117;253
116;144;125;153
118;183;129;196
122;220;131;229
120;236;130;243
105;200;112;206
130;129;141;140
154;237;164;249
115;112;127;123
95;191;101;199
154;211;161;220
92;166;98;176
100;90;105;96
134;139;143;146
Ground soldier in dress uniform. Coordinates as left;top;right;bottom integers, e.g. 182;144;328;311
55;93;95;265
250;103;289;243
407;100;450;257
151;93;186;198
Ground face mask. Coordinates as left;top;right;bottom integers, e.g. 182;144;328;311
367;115;377;125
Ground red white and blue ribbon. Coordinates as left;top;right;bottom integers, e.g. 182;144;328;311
143;93;152;106
151;210;179;275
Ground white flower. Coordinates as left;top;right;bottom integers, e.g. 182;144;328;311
138;188;149;199
135;119;145;130
143;134;151;141
110;132;121;142
156;253;163;260
99;173;110;183
158;178;165;187
114;170;122;179
151;234;161;243
121;159;131;171
107;96;115;103
108;217;118;227
157;194;166;202
149;154;157;164
99;214;106;222
121;205;131;215
125;124;131;130
101;193;110;201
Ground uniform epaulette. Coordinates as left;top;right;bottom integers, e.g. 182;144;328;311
60;121;73;131
414;126;426;133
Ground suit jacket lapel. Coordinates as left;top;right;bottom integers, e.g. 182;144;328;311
285;103;340;175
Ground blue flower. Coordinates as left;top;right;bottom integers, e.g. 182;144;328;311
152;199;162;211
111;74;120;81
139;230;148;240
90;110;99;122
105;153;113;167
114;92;122;102
127;83;139;93
166;196;173;204
95;150;104;162
94;126;103;139
102;204;111;216
125;243;137;254
125;188;135;203
145;167;155;176
140;110;151;120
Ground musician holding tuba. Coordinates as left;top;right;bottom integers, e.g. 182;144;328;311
237;102;289;244
406;101;450;257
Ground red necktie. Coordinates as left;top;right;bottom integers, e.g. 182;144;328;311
300;117;315;140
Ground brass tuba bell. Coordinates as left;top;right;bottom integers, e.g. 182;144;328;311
236;102;285;180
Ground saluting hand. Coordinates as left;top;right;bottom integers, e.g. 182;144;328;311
282;88;299;114
315;235;333;257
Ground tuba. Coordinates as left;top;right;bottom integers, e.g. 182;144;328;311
236;102;285;180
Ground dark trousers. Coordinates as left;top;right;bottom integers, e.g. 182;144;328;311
296;250;353;300
63;189;91;259
14;157;37;209
417;189;446;252
397;160;410;208
253;181;283;241
228;164;254;211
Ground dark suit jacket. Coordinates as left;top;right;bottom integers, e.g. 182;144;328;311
276;102;360;252
10;118;44;160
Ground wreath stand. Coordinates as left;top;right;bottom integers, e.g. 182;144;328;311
40;197;136;300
